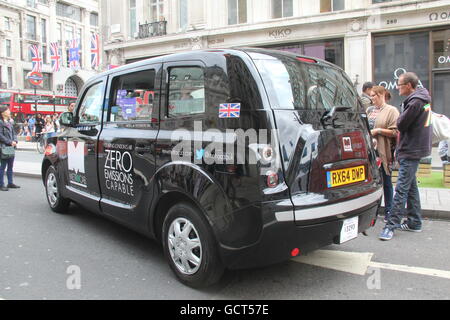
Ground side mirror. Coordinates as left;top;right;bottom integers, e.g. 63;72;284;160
60;112;74;127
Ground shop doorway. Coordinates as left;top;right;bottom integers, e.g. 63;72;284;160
432;71;450;117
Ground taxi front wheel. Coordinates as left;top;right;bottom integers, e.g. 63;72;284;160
162;202;224;288
45;166;70;213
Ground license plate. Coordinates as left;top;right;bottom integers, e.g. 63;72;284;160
340;216;359;244
326;165;365;188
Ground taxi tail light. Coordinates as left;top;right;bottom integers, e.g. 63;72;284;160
44;144;56;156
266;171;279;188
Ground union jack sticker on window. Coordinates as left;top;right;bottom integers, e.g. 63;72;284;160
219;103;241;118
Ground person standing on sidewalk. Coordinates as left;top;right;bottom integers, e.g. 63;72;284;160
0;106;20;191
361;81;374;112
68;102;75;113
34;113;45;141
379;72;432;241
369;86;399;223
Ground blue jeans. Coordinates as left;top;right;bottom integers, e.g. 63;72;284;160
381;165;393;216
0;157;15;187
386;158;422;230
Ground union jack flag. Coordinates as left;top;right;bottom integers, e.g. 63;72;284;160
219;103;241;118
90;33;100;69
30;44;42;72
68;39;80;70
50;42;62;72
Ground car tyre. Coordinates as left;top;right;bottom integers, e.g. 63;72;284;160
45;166;70;213
162;202;224;288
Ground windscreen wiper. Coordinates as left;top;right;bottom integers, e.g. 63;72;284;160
320;106;352;128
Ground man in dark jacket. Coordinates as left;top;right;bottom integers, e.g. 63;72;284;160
360;81;374;112
379;72;432;241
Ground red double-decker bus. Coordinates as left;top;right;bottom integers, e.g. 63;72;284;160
0;90;77;116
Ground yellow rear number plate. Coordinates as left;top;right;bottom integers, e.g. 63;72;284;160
326;166;365;188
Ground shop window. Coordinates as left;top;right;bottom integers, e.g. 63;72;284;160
168;67;205;117
109;69;156;122
433;30;450;69
374;32;429;108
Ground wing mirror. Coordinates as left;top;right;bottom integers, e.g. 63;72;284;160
59;112;74;127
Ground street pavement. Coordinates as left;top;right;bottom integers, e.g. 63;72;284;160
12;141;450;221
1;177;450;300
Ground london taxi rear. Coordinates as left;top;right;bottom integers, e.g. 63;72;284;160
42;48;382;288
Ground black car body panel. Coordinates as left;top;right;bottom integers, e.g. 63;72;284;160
42;48;382;271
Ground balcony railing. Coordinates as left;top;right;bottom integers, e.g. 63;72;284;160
138;20;167;39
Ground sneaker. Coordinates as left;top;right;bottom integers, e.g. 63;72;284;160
399;223;422;232
7;184;20;189
379;227;394;241
0;187;8;191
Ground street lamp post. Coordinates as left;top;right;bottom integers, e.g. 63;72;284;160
53;91;56;114
34;84;37;116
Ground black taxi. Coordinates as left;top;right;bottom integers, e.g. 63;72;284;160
42;48;382;287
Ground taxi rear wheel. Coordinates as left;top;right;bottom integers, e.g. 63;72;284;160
162;202;224;288
45;166;70;213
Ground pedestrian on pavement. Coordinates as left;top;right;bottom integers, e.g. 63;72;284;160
43;115;55;138
369;86;400;222
0;106;20;191
379;72;432;241
68;102;75;113
27;115;35;139
34;113;45;142
361;81;374;113
53;113;60;133
438;140;449;163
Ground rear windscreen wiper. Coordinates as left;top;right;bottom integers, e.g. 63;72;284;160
321;106;352;127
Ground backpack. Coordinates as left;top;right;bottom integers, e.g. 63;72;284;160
431;112;450;144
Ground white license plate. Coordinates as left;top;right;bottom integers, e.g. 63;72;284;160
340;216;359;244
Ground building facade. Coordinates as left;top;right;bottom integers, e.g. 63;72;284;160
103;0;450;116
0;0;100;97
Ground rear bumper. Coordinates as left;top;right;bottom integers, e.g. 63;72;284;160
219;188;382;270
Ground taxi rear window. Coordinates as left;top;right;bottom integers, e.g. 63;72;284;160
254;57;358;111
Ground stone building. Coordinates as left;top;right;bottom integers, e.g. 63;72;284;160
101;0;450;116
0;0;100;96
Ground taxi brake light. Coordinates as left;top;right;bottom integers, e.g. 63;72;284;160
297;57;317;63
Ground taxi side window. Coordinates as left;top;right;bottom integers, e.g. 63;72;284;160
78;82;104;124
168;67;205;117
109;69;155;122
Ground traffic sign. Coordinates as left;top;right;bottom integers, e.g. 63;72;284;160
26;71;44;86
